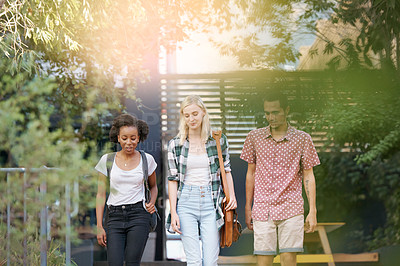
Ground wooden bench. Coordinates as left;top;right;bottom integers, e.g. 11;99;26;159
218;223;379;265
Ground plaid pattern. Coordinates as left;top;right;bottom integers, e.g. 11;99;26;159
166;134;231;232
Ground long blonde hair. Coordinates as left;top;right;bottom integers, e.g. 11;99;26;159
178;95;211;145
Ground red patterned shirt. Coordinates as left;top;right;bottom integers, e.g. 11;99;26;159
240;125;320;221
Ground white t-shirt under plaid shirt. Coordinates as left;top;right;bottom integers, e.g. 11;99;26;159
166;134;231;232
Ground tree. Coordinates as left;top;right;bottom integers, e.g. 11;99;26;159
0;0;218;263
201;1;399;72
0;55;97;264
0;0;246;139
205;0;334;68
335;0;400;71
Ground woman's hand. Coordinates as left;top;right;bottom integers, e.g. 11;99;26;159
223;172;237;211
224;196;237;211
97;226;107;247
170;212;182;234
145;202;156;214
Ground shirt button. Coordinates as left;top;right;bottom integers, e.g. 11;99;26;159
122;206;125;209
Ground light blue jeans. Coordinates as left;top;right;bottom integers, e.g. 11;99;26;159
177;184;219;266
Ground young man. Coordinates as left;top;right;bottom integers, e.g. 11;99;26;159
240;91;320;266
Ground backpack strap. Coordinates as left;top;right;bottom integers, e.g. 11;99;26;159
139;150;150;203
139;150;160;221
104;152;116;226
140;150;149;181
106;152;117;179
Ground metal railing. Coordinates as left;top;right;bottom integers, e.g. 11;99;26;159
0;167;79;266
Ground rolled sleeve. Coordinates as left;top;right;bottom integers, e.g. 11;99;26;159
221;134;232;172
167;140;179;181
301;133;320;170
94;154;108;176
240;132;256;164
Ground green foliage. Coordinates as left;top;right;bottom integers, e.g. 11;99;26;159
314;151;400;252
335;0;400;70
0;224;78;265
356;124;400;164
0;54;103;263
0;0;222;98
205;0;400;71
310;71;400;250
4;0;397;72
209;0;335;68
319;71;400;161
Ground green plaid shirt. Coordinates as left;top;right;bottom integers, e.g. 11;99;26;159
166;134;231;232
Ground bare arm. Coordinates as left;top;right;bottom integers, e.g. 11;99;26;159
96;173;107;246
145;171;158;214
168;180;181;234
245;163;256;230
224;171;237;210
304;167;317;233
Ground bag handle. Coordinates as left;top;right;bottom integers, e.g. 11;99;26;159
212;131;230;203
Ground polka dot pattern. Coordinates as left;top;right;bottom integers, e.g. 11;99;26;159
240;125;320;221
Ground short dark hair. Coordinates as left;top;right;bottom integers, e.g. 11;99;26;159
109;114;149;143
262;90;289;110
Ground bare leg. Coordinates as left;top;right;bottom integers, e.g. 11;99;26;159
280;252;297;266
257;255;274;266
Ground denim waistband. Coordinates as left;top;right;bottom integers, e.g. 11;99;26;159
181;183;212;192
107;201;142;211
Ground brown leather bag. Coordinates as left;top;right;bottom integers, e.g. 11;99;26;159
213;131;242;248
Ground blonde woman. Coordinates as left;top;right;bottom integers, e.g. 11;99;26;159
167;95;237;265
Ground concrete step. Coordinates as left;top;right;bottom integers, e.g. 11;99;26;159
94;261;185;266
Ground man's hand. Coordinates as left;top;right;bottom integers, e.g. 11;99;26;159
305;211;317;233
303;168;317;233
245;205;253;230
245;163;255;231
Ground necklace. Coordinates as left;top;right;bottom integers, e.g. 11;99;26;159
118;153;133;167
123;157;132;167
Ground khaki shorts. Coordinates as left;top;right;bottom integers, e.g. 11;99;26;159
253;214;304;255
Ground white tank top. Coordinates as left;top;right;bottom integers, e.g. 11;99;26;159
184;153;210;186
